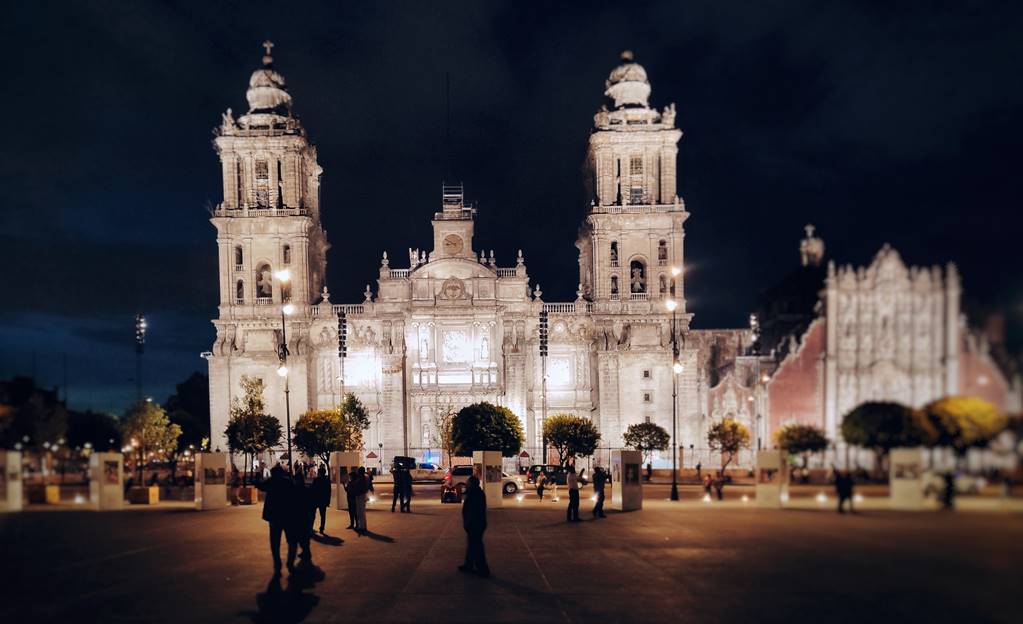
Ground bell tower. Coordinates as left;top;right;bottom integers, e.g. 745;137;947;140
577;51;688;309
431;183;476;261
211;41;328;314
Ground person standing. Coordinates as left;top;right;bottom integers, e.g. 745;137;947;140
340;468;356;529
591;466;607;519
459;475;490;577
400;468;413;513
536;471;546;501
391;467;403;513
288;472;314;568
834;468;854;514
312;465;331;533
696;462;702;482
712;471;725;501
566;465;581;522
256;464;293;574
352;466;370;534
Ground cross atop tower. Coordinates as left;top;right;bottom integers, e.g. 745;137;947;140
262;40;275;56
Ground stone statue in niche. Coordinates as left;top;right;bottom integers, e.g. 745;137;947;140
631;266;645;293
480;336;490;361
257;266;273;297
420;336;429;362
318;327;333;346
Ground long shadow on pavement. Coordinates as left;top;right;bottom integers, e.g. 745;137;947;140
246;563;325;624
311;533;344;546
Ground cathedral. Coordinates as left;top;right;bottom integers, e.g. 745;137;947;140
206;45;1020;469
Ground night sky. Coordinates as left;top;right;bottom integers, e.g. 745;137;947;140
3;1;1021;414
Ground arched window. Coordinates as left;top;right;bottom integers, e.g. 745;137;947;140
630;259;647;293
236;280;244;302
657;240;668;265
609;241;619;266
234;245;243;267
610;275;619;296
255;262;273;299
670;278;677;298
282;244;291;264
659;274;668;295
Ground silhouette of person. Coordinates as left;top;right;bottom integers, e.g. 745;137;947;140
459;475;490;577
713;471;725;501
400;468;413;513
566;465;581;522
592;466;607;518
340;468;356;529
288;472;314;568
352;467;370;534
834;468;854;514
536;471;546;501
391;466;402;513
312;465;331;533
256;464;293;574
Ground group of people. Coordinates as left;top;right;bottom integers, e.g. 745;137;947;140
702;472;727;500
390;467;413;513
338;466;374;533
255;464;331;573
534;465;609;521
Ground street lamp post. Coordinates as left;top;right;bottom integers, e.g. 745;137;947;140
666;266;683;501
275;270;294;473
134;313;146;403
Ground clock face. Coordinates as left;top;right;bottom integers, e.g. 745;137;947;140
443;234;463;255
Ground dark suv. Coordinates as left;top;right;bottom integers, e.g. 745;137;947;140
525;464;568;486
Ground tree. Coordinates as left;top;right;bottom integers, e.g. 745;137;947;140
623;422;671;465
67;410;121;452
121;401;182;484
707;418;750;472
841;401;931;473
224;376;282;482
921;396;1006;457
0;390;68;450
774;423;829;469
451;402;524;457
543;414;601;467
430;405;458;468
294;394;371;467
165;372;210;451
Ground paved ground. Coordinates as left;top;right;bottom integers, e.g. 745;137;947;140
1;485;1021;623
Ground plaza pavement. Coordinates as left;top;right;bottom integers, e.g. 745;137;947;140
1;485;1021;623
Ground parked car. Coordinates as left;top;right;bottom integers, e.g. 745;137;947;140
408;462;446;482
525;464;568;486
443;465;525;495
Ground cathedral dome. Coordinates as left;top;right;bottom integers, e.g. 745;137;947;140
245;44;292;114
604;50;651;109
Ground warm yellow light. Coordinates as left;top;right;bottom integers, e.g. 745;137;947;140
282;303;295;316
274;269;291;282
276;365;289;377
672;361;684;375
665;299;678;312
671;266;682;277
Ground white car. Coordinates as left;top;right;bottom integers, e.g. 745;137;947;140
408;462;446;482
444;465;525;495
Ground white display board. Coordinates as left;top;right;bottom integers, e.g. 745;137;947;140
330;451;363;511
473;450;503;507
89;452;123;511
194;452;228;511
890;447;925;510
0;450;23;512
611;450;643;511
755;449;788;508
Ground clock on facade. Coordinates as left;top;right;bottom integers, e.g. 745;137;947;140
443;234;463;255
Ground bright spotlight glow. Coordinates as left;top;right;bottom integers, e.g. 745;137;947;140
671;266;682;277
702;493;712;503
368;495;378;504
741;494;749;504
672;361;684;374
274;269;291;282
516;494;524;503
780;492;790;503
665;299;678;312
815;492;828;504
276;365;289;377
73;494;86;505
282;303;295;316
591;495;598;502
853;493;865;503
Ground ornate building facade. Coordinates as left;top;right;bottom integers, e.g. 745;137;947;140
205;45;1019;468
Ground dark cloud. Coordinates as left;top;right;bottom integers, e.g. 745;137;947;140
3;0;1021;411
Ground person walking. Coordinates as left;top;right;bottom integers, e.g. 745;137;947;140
703;473;712;497
566;465;581;522
459;475;490;577
712;471;725;501
312;465;331;533
340;468;356;529
256;464;293;574
536;471;546;501
591;466;607;518
352;466;370;534
696;462;702;482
